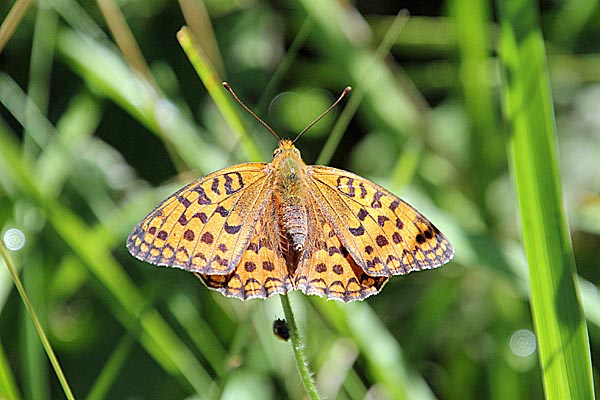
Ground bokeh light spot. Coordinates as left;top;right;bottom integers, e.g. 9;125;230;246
509;329;536;358
3;228;26;251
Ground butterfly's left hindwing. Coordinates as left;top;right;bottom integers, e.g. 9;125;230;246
295;198;388;302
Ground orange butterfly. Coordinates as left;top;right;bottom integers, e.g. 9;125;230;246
127;84;454;302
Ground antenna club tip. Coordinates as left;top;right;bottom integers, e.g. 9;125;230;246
222;82;230;89
344;86;352;93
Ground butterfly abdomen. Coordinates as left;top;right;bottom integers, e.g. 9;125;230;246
279;195;307;252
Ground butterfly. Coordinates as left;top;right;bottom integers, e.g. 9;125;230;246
126;83;454;302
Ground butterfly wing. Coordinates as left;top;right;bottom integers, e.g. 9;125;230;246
294;197;388;302
127;163;272;274
307;166;454;277
196;200;293;300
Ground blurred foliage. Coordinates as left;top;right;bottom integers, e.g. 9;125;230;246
0;0;599;399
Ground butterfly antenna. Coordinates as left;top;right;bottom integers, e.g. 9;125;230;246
293;86;352;144
222;82;281;141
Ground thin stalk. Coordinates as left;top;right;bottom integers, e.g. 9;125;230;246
0;241;75;400
279;294;321;400
0;0;32;54
95;0;155;85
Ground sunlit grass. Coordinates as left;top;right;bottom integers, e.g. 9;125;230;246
497;0;594;397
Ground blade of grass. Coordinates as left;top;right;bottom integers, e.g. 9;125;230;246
449;0;502;226
497;1;595;398
50;0;180;184
37;93;101;196
0;338;21;400
85;333;135;400
43;0;107;41
21;7;57;399
22;254;50;400
369;16;457;57
178;0;225;77
0;242;75;400
23;4;57;159
95;0;187;178
177;26;263;162
296;0;424;138
0;0;32;55
95;0;155;84
168;294;227;376
255;17;315;116
315;300;436;400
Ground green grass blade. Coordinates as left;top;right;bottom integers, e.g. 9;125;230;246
449;0;502;225
0;338;21;400
85;334;135;400
497;1;595;398
296;0;424;137
95;0;155;84
255;17;314;116
317;10;409;166
23;4;57;159
22;255;50;400
315;300;436;400
178;0;225;77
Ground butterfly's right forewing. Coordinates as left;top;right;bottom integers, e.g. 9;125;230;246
307;166;454;277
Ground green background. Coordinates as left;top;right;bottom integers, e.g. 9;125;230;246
0;0;599;399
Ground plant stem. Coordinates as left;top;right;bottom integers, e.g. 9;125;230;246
279;294;321;400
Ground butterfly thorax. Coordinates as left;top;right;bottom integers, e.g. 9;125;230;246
272;140;308;253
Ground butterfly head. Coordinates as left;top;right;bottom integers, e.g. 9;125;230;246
273;139;302;161
272;139;306;191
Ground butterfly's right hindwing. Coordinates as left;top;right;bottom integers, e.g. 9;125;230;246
196;200;293;300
